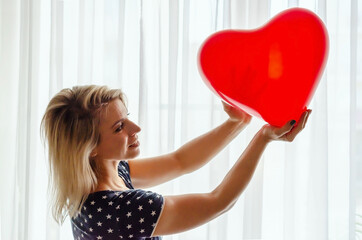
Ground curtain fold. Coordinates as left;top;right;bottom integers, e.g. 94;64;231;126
0;0;360;239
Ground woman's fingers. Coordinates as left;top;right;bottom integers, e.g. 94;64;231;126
302;109;312;129
261;109;312;142
283;110;310;141
295;110;310;132
274;119;297;137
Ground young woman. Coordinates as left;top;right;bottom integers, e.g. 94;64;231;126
41;85;311;240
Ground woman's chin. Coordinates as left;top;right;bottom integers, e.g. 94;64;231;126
125;148;140;159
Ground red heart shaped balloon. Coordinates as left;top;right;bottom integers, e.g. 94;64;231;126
198;8;329;127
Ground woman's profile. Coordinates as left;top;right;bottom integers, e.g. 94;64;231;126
40;85;311;240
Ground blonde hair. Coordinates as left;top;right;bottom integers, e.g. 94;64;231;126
40;85;127;225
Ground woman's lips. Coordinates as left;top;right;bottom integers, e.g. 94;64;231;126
129;140;140;148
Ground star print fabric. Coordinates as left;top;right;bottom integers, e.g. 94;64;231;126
71;161;164;240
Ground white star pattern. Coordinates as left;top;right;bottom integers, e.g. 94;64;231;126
70;161;163;239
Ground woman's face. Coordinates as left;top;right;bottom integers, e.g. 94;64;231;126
93;98;141;160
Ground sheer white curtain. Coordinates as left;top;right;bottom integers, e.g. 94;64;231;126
0;0;361;239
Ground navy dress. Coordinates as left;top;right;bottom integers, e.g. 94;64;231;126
71;161;164;240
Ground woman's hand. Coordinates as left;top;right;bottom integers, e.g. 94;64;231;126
260;109;312;143
222;101;252;125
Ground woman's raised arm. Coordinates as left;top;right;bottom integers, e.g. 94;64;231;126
129;102;251;189
152;110;311;237
174;104;251;175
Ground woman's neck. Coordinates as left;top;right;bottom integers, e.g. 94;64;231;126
92;160;129;192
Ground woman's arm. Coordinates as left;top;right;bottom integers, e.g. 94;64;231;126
152;110;311;236
152;131;269;236
174;117;247;175
212;110;312;207
129;102;251;189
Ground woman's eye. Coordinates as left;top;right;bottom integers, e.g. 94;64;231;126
115;124;124;132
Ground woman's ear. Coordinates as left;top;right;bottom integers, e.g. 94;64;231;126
90;149;97;158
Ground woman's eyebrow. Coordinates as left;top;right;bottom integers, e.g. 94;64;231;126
110;113;130;129
111;118;125;129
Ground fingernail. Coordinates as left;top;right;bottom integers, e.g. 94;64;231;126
290;120;296;126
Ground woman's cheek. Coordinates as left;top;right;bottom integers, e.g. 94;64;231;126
119;138;128;151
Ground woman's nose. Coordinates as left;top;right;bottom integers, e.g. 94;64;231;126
129;122;141;136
